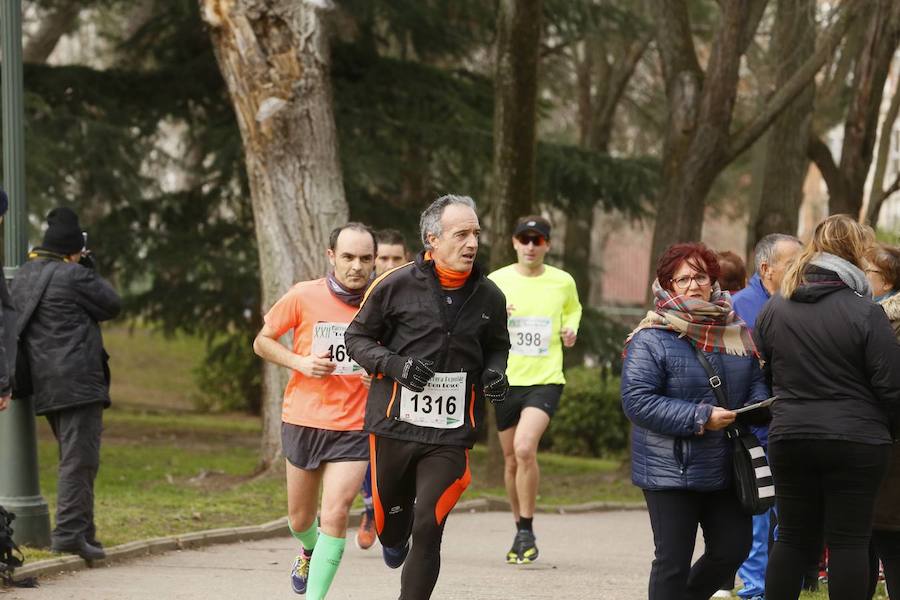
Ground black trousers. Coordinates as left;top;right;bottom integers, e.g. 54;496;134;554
766;439;890;600
869;529;900;599
643;487;752;600
370;435;470;600
45;402;103;548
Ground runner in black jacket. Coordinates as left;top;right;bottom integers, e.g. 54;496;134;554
345;195;509;600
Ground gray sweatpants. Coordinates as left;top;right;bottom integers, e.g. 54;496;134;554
45;402;103;548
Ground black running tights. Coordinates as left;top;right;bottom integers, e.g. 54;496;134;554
370;435;470;600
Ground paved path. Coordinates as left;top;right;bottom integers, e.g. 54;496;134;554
2;510;679;600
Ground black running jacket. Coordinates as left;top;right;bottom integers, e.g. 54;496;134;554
345;252;509;447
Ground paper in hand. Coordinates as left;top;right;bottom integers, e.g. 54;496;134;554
733;397;775;415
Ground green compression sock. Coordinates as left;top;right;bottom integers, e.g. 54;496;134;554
289;519;319;552
306;532;346;600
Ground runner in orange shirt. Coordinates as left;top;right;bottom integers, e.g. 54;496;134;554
253;223;376;599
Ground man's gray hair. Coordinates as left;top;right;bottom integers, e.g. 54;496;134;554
753;233;801;271
419;194;477;249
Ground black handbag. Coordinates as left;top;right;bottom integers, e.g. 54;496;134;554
693;346;775;516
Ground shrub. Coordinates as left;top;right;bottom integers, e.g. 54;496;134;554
544;367;628;458
193;333;262;413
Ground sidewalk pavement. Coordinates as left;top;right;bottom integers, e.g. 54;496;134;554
2;510;672;599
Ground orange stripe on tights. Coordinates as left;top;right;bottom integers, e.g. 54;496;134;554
369;434;385;536
434;449;471;526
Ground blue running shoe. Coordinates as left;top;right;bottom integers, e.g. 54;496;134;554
290;548;312;594
382;540;410;569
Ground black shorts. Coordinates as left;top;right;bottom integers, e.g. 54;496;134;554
281;423;368;470
494;384;564;431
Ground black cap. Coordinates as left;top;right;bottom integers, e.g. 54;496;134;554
42;207;84;255
513;218;551;240
0;189;7;217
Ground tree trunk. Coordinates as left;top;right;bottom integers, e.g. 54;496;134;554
866;79;900;226
201;0;348;469
648;0;853;284
751;0;815;246
488;0;542;270
486;0;542;485
829;0;900;217
649;0;747;270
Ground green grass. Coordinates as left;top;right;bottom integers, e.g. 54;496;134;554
800;584;888;599
23;407;278;561
102;324;205;411
468;446;642;505
22;406;639;562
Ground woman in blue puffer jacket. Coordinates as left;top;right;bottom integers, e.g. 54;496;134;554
622;242;769;600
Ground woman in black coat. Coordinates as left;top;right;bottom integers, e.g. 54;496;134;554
755;215;900;600
865;243;900;599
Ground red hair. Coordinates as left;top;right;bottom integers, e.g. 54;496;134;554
716;250;747;294
656;242;721;293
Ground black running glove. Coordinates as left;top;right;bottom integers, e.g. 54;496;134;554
386;356;435;392
78;252;95;270
482;368;508;403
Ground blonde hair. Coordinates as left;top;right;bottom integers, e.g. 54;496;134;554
781;214;875;298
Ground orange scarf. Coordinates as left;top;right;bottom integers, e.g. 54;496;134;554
425;251;471;290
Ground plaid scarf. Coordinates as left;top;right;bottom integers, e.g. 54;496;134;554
625;279;758;357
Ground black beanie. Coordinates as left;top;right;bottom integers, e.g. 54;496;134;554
42;207;84;255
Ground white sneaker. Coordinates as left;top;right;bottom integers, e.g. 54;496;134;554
710;591;732;599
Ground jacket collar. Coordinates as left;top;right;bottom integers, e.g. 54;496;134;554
792;265;848;303
747;273;770;300
413;250;485;282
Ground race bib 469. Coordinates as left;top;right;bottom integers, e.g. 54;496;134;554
311;322;363;375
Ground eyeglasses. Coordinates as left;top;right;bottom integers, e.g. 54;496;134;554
516;235;546;247
671;273;711;289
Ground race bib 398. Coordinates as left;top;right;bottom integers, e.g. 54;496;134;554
508;316;552;356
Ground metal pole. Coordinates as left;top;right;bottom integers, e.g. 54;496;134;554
0;0;51;548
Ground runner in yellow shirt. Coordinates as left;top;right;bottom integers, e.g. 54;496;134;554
488;215;582;564
253;223;376;598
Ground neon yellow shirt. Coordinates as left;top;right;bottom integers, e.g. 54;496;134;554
488;264;582;386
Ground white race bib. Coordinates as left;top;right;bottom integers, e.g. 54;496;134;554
399;372;467;429
311;322;363;375
508;316;552;356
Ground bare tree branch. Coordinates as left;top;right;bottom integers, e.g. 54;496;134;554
807;134;846;200
23;2;80;64
727;2;857;163
738;0;770;55
590;32;652;150
655;0;702;90
865;78;900;224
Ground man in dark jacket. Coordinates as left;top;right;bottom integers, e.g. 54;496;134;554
12;207;121;561
345;194;509;600
730;232;800;600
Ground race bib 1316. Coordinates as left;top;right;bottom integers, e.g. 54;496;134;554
399;372;467;429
